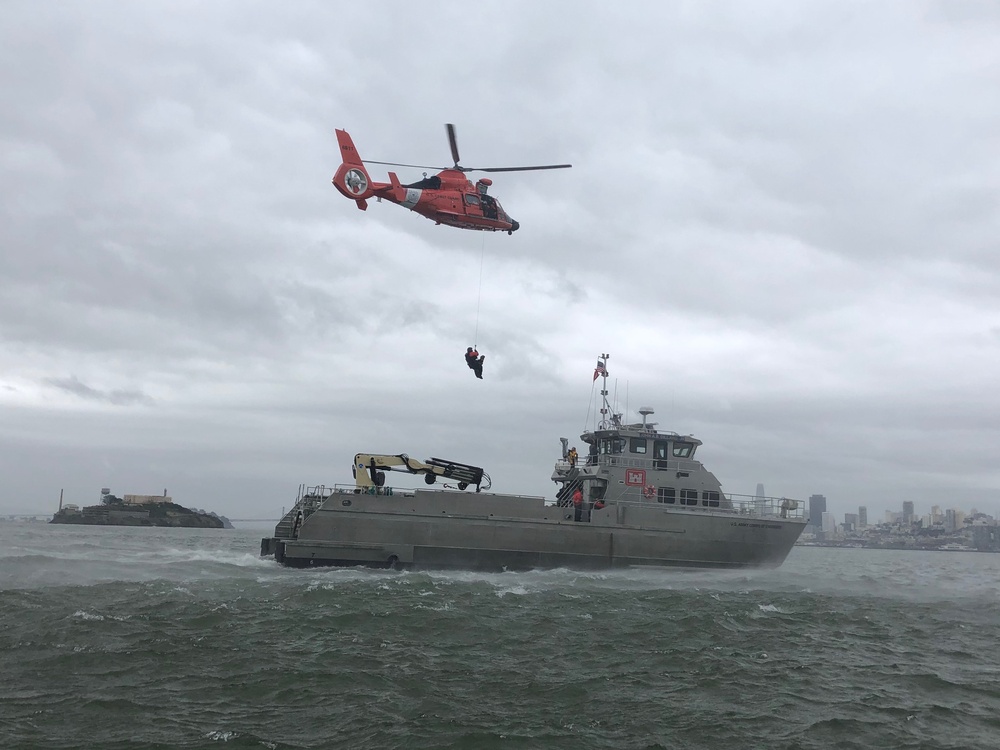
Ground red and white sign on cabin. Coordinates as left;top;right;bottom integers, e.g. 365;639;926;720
625;469;646;486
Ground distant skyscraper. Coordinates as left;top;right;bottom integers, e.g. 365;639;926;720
858;506;868;528
821;511;836;534
756;483;765;499
902;500;915;525
945;509;966;533
809;494;827;529
844;513;859;532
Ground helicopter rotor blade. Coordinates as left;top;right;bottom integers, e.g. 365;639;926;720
446;123;461;169
362;160;447;170
464;164;573;173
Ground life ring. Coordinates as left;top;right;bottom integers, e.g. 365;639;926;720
643;484;656;499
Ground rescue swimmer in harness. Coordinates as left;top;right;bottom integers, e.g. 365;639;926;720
465;347;485;379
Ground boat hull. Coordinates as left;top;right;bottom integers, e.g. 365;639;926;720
262;488;805;571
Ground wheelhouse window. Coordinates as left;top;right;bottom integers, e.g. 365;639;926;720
680;489;698;506
630;438;647;455
653;440;669;469
657;487;676;504
672;442;694;458
600;437;625;455
701;490;720;508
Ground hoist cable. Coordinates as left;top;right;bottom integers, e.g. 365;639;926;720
473;233;485;347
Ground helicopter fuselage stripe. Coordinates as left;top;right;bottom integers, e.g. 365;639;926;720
401;188;421;209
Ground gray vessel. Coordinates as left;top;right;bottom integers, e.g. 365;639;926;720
261;354;806;570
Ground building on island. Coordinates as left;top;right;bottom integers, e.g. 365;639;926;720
123;490;172;505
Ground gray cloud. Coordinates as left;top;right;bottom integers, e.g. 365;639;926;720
45;375;154;406
2;1;999;523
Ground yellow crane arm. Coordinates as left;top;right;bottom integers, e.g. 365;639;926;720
352;453;488;492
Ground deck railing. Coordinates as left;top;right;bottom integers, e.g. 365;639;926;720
560;455;704;473
602;489;804;520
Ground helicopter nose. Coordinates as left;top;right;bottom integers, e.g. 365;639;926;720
510;220;520;232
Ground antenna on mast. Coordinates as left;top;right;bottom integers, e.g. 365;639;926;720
595;353;620;430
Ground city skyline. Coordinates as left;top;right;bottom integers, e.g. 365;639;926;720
799;491;1000;527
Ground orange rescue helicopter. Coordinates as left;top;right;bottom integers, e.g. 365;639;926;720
332;124;571;234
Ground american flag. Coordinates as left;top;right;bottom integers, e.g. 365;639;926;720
593;360;608;381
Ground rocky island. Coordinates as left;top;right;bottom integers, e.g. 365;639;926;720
50;490;232;529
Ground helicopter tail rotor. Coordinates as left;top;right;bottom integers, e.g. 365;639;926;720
332;128;375;206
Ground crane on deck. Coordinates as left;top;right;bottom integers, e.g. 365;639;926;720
352;453;491;492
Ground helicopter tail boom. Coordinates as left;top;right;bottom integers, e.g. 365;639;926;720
386;171;409;202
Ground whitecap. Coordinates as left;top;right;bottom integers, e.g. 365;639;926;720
494;585;529;597
72;610;104;621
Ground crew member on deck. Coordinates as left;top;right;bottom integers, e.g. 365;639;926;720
572;487;583;522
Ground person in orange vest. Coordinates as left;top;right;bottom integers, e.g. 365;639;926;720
465;347;485;379
572;487;583;522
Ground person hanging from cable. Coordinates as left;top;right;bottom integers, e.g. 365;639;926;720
465;346;485;379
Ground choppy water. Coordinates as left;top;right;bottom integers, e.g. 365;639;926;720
2;523;999;749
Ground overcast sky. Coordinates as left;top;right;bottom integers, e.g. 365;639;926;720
2;1;999;523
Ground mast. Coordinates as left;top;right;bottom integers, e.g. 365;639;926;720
596;353;621;430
